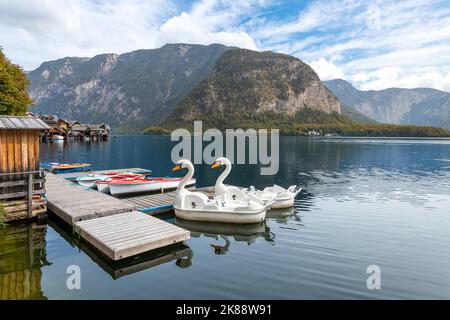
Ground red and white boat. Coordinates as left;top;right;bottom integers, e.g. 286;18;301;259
96;176;196;195
94;173;143;193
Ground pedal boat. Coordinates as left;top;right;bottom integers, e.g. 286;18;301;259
172;159;270;224
211;157;302;209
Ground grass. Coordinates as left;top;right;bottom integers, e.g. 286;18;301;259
0;202;7;228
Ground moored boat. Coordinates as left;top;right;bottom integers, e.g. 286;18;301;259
52;135;65;141
40;162;92;174
211;157;301;209
70;172;145;189
172;159;271;224
106;177;196;196
94;173;146;193
72;174;110;188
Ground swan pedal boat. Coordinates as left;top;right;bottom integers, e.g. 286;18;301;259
172;159;271;224
211;157;302;209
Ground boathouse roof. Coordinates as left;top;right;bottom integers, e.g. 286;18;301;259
0;116;50;130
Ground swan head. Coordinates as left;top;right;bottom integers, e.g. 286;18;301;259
172;159;193;171
211;157;231;169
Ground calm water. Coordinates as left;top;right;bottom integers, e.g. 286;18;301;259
2;136;450;299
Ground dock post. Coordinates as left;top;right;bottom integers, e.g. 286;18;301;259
27;173;33;218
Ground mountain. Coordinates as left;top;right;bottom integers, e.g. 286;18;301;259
324;79;450;129
163;49;343;128
28;44;230;129
341;105;378;124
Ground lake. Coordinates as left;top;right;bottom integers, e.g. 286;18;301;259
2;136;450;299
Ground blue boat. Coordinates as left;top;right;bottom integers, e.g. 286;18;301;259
40;162;92;174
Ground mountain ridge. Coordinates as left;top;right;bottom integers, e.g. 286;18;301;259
163;48;342;128
28;43;231;129
324;79;450;129
27;44;352;131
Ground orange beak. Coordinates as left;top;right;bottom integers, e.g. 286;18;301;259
211;162;221;169
172;164;183;171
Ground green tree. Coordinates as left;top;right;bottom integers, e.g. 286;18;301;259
0;48;32;115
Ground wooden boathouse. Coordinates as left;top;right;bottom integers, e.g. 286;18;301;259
0;116;49;222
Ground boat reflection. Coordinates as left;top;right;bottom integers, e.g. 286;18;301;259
174;218;274;254
0;222;51;300
48;218;193;279
266;207;297;223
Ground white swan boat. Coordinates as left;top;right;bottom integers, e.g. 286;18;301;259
172;159;270;224
211;157;302;209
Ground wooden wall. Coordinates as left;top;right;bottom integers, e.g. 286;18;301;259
0;129;39;174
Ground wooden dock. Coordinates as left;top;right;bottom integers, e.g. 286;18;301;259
74;212;189;260
49;218;192;279
53;168;215;214
45;173;136;224
44;169;190;260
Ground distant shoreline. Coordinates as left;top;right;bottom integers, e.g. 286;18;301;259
310;136;450;140
110;133;450;140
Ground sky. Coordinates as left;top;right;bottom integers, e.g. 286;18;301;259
1;0;450;91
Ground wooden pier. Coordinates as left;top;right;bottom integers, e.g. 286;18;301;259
45;173;135;224
56;168;215;214
44;169;190;260
49;218;192;279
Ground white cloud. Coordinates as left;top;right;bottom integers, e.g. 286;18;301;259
357;67;450;92
156;11;257;50
0;0;264;69
249;0;450;91
309;58;345;81
1;0;450;92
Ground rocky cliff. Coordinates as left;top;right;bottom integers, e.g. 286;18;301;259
28;44;230;130
165;49;342;126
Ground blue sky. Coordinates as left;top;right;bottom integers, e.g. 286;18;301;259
1;0;450;91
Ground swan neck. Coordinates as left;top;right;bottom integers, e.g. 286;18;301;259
178;164;194;190
215;162;231;189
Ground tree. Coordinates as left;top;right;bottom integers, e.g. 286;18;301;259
0;48;32;115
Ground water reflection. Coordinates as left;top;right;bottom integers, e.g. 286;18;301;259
266;207;295;222
174;218;275;254
0;223;50;300
33;136;450;299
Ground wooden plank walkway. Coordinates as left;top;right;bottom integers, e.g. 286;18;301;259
45;173;136;224
121;186;215;214
54;167;215;215
74;211;190;260
49;217;192;278
121;191;178;214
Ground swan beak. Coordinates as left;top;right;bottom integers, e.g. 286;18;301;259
172;164;183;171
211;162;221;169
